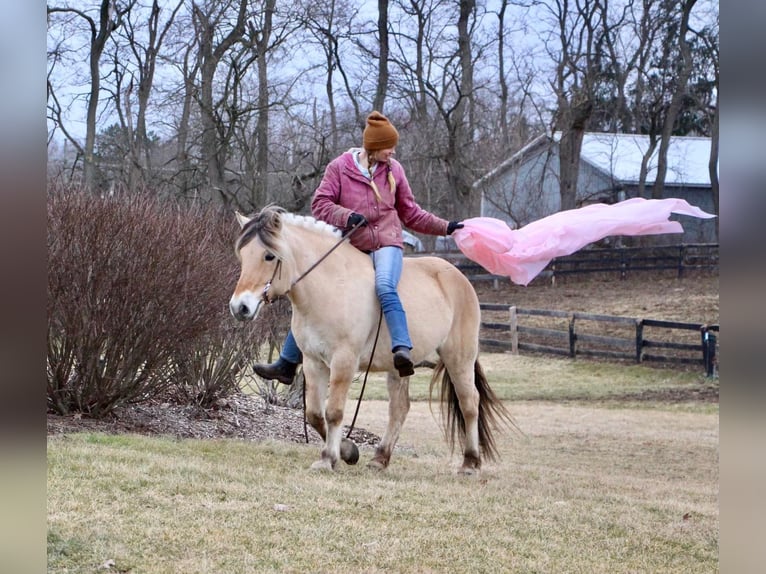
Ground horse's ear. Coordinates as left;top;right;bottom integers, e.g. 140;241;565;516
235;211;252;228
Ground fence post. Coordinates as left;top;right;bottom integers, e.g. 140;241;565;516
509;306;518;355
635;320;644;363
701;327;717;377
568;315;576;358
678;244;685;278
620;248;627;280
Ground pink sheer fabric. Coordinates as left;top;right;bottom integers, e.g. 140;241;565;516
451;198;716;286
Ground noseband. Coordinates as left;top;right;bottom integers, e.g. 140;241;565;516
260;258;282;304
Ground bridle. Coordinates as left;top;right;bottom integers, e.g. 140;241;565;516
259;218;368;305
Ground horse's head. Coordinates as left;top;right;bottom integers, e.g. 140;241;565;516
229;206;291;321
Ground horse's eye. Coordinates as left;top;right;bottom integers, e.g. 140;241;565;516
264;253;276;262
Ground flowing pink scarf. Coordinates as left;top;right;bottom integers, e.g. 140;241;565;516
451;197;716;286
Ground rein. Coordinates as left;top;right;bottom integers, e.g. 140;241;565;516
259;219;367;304
346;308;383;439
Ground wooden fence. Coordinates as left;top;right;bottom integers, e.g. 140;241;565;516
436;243;718;285
548;243;718;280
479;303;719;375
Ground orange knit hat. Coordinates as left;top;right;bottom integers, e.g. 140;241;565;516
363;111;399;151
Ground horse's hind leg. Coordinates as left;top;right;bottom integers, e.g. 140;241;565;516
369;371;410;470
441;355;482;475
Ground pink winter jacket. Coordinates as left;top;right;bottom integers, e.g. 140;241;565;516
311;149;449;253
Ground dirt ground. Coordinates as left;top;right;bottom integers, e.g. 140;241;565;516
47;271;719;443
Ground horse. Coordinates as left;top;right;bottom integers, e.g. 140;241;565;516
229;206;513;475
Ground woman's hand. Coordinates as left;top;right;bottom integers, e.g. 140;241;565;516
447;221;464;235
347;213;368;228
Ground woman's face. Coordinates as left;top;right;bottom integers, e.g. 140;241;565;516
372;147;396;163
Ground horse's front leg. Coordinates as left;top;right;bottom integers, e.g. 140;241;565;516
305;354;357;471
302;356;329;437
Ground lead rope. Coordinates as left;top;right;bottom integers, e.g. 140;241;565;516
303;308;382;443
345;308;383;439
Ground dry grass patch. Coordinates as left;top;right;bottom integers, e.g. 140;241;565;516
48;389;718;573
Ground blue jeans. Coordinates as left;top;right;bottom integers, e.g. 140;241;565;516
279;246;411;364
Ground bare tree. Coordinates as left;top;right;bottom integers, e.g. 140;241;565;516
388;0;483;216
48;0;134;192
652;0;697;198
301;0;363;147
249;0;277;207
496;0;511;139
170;27;203;200
45;0;718;226
634;0;671;196
692;13;718;234
547;0;602;210
112;0;184;191
192;0;249;205
389;0;431;121
373;0;390;112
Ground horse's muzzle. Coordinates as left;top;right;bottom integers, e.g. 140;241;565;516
229;291;261;321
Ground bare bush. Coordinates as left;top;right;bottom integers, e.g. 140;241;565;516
46;186;271;416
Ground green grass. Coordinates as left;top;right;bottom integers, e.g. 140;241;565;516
48;353;719;573
348;353;717;413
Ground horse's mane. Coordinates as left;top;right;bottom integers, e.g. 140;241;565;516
235;205;341;255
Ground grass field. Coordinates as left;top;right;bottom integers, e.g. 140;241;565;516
47;353;718;573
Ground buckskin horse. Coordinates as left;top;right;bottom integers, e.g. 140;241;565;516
229;206;513;475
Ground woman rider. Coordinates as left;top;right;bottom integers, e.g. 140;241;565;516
252;111;463;384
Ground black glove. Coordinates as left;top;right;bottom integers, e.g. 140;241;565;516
347;213;368;229
447;221;464;235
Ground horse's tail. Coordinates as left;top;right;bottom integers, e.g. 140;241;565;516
429;359;517;462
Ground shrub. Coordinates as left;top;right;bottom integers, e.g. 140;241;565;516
47;186;272;416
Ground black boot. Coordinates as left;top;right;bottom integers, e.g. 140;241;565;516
392;346;415;377
252;357;298;385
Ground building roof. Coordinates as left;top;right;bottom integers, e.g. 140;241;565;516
474;132;713;189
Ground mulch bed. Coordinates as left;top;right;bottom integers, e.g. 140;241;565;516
47;392;382;447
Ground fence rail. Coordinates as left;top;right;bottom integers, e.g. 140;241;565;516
430;242;718;284
479;303;719;374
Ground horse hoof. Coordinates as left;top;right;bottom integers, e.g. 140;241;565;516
367;458;387;471
310;459;334;472
458;466;480;477
340;439;359;465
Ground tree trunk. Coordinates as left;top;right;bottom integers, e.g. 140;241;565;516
449;0;476;215
84;0;119;193
652;0;697;199
497;0;509;139
175;42;197;199
373;0;389;112
557;98;593;211
193;0;248;205
708;96;719;239
254;0;276;207
637;132;659;197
